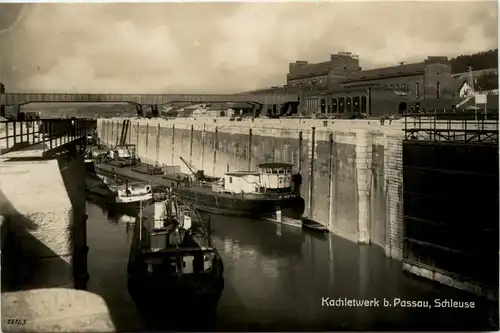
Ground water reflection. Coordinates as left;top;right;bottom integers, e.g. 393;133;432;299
210;215;305;260
86;201;498;331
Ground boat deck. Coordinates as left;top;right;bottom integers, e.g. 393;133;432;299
179;184;296;201
94;162;299;203
95;163;190;189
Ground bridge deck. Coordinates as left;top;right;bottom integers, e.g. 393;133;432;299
0;93;297;106
0;118;90;160
0;135;82;159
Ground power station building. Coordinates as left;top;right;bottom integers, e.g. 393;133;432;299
284;53;457;116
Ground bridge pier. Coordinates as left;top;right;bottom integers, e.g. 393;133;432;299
249;103;263;119
0;82;5;118
14;104;21;119
135;104;143;117
150;105;159;117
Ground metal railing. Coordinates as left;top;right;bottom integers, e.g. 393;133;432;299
0;118;89;154
403;113;499;143
402;108;499;117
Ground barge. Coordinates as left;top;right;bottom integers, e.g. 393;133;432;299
172;163;305;219
127;195;224;316
91;144;188;190
89;143;304;219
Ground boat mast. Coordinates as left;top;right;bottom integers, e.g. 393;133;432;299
139;200;143;243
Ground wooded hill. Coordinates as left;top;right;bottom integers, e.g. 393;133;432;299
450;49;498;73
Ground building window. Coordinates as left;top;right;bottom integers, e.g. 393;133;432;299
415;82;420;98
436;81;441;99
229;177;232;184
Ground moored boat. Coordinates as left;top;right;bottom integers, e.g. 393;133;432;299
172;163;305;219
105;144;139;167
109;181;154;207
86;168;154;215
262;212;330;233
93;144;185;190
301;217;329;232
127;194;224;315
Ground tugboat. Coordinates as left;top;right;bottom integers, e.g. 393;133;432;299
172;162;305;219
109;180;154;211
127;194;224;319
86;166;153;215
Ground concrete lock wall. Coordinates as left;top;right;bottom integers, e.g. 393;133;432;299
57;153;88;288
0;155;87;289
98;117;405;259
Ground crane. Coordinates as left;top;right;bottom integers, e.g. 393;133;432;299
180;157;197;174
179;157;220;183
180;156;205;182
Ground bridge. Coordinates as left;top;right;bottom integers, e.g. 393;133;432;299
0;87;299;117
0;118;94;159
0;93;297;106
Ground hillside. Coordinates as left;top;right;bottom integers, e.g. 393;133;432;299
5;103;137;118
450;49;498;73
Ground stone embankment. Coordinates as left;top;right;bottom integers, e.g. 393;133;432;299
1;151;108;331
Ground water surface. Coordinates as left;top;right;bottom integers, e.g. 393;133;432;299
86;200;498;331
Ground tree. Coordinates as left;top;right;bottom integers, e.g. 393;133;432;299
476;72;499;90
450;49;498;73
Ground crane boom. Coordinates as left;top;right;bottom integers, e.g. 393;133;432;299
180;157;197;175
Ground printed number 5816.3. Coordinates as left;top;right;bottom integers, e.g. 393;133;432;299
7;319;26;325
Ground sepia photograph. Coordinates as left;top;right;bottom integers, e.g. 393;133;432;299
0;1;498;332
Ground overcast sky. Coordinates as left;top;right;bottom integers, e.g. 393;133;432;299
0;1;497;93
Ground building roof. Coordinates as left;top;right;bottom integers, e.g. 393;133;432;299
287;61;331;80
343;62;425;83
257;163;293;169
449;79;483;93
225;171;260;176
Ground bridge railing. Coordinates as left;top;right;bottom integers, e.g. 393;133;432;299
0;118;89;154
403;113;499;143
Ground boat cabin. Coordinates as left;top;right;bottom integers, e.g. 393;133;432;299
219;163;294;194
139;200;215;274
222;171;261;194
257;163;293;193
114;184;152;198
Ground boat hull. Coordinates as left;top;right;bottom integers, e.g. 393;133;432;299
86;172;153;215
115;193;153;204
127;268;224;308
172;187;305;219
127;199;224;320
